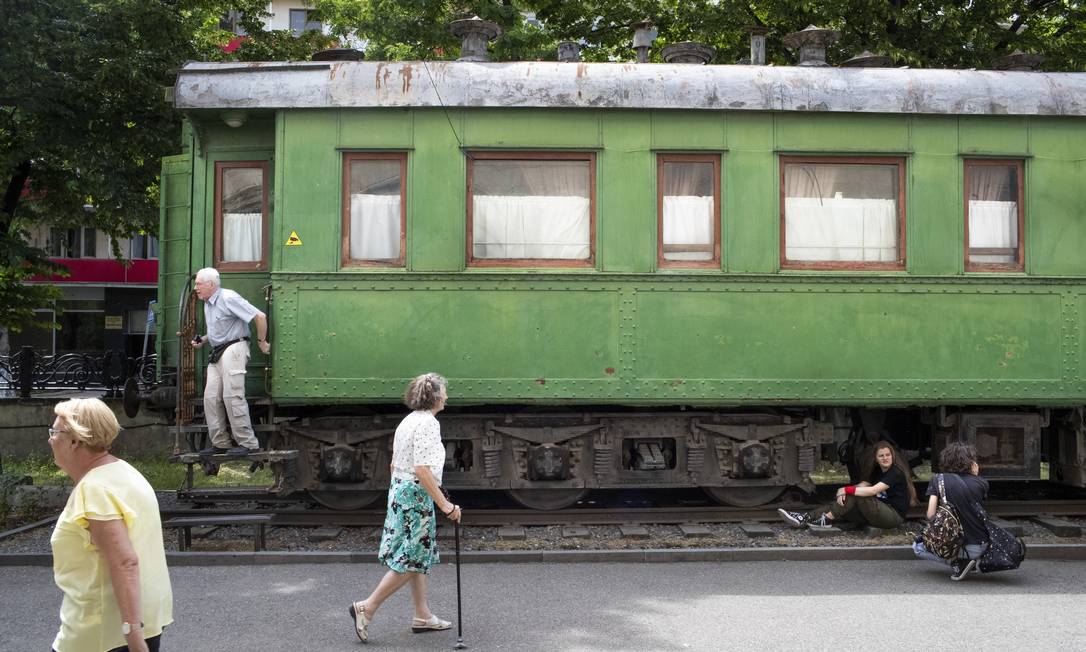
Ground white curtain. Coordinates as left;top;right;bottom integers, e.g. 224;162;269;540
473;195;590;259
223;213;262;262
350;194;400;260
785;197;898;262
968;200;1018;264
662;195;714;261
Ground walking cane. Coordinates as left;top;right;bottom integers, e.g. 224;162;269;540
453;517;466;649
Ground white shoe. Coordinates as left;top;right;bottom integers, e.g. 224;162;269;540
349;601;371;642
412;614;452;633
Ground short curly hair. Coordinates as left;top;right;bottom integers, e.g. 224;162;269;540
939;442;978;474
54;398;121;452
403;373;447;411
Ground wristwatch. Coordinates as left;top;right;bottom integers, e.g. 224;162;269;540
122;621;143;636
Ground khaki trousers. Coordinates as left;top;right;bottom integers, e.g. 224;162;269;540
204;341;259;449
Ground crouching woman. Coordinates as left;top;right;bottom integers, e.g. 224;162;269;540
913;442;990;580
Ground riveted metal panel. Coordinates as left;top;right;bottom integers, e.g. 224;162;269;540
1078;293;1085;387
276;283;622;397
265;274;1082;406
635;286;1061;381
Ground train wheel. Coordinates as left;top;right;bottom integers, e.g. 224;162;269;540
309;490;382;510
506;489;588;510
702;486;785;507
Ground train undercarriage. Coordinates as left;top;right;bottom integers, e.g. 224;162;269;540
238;405;1086;511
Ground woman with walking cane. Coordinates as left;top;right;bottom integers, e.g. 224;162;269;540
349;373;462;644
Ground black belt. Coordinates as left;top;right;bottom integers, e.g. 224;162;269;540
208;337;249;364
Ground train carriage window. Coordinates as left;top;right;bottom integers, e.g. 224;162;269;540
780;157;905;270
468;152;595;267
965;159;1024;272
658;154;720;267
342;153;407;267
214;161;268;271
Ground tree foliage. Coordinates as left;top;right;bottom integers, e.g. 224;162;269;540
308;1;1084;68
0;0;332;332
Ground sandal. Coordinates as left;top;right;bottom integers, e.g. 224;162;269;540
348;601;371;643
411;614;452;633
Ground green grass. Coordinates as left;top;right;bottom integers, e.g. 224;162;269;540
4;454;274;490
812;461;934;485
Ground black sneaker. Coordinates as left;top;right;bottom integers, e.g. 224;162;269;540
806;513;838;531
199;446;230;456
227;446;261;457
950;559;978;581
777;509;809;528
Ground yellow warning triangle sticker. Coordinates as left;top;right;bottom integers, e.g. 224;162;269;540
285;230;303;246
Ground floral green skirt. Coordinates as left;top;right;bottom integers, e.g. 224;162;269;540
378;478;440;573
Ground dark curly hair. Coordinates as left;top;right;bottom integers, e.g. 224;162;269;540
403;372;447;411
939;442;978;474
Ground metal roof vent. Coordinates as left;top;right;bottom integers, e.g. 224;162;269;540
783;25;839;67
745;26;769;65
632;20;657;63
662;42;715;64
449;16;502;62
993;50;1046;71
557;41;581;63
842;50;892;68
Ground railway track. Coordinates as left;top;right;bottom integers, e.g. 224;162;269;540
160;499;1086;529
4;499;1084;541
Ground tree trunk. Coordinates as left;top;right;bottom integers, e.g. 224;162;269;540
2;160;32;233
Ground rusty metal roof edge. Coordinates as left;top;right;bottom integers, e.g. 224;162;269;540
174;60;1086;116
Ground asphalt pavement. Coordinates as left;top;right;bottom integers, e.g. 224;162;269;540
3;559;1083;651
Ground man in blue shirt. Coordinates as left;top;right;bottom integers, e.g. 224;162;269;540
190;267;270;455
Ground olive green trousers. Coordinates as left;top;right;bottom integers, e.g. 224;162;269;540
810;495;904;529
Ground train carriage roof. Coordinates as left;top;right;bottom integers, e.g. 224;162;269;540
175;60;1086;116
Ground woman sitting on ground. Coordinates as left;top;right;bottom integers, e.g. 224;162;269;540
349;373;462;643
778;439;917;531
48;398;173;652
913;442;990;580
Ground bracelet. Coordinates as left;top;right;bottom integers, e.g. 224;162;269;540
444;505;458;515
844;485;856;495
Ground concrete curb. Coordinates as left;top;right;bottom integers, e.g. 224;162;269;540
2;544;1084;566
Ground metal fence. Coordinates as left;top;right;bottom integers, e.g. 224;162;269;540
0;347;157;397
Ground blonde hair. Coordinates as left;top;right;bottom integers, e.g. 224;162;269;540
403;373;447;411
54;398;121;451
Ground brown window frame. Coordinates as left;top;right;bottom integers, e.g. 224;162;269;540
214;160;269;272
466;151;596;268
964;158;1025;273
779;155;907;271
657;153;722;269
341;152;408;268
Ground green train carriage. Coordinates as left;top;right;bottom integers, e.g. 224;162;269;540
154;59;1086;509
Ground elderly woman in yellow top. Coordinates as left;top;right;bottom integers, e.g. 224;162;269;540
48;398;172;652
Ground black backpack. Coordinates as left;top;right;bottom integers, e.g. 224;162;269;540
975;503;1027;573
920;474;965;560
